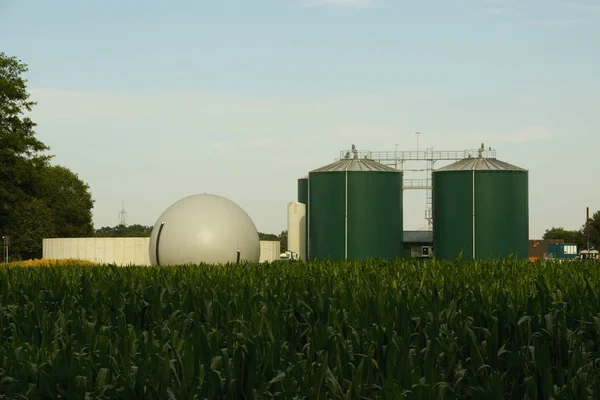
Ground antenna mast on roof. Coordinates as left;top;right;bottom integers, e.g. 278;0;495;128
118;201;128;226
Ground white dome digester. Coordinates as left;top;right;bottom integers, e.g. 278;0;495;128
148;193;260;265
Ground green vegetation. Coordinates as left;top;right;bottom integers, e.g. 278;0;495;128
95;224;154;238
1;258;600;398
0;52;94;260
543;211;600;249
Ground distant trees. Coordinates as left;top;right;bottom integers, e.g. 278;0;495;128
279;230;288;252
0;52;94;260
542;227;584;246
95;224;153;237
39;165;94;237
543;211;600;250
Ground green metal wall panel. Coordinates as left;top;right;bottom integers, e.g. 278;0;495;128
297;178;308;205
308;169;403;261
433;171;474;260
297;177;309;259
346;171;403;260
403;244;412;258
433;169;529;260
308;172;346;261
474;171;529;259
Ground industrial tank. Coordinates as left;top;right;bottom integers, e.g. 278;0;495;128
297;176;309;259
297;176;308;205
149;193;260;265
308;153;403;261
287;202;306;260
432;156;528;260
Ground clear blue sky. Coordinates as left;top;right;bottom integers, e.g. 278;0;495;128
1;0;599;238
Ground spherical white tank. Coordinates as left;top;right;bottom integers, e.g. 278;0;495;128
149;193;260;265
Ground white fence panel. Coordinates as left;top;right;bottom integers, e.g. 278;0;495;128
43;237;151;266
43;238;279;266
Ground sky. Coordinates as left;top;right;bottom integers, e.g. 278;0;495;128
1;0;599;239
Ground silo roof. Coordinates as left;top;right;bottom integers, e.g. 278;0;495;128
435;157;527;172
310;158;399;173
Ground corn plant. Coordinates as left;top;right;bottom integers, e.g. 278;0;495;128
0;258;599;398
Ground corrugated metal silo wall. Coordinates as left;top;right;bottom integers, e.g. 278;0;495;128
433;171;474;260
297;177;308;205
346;171;403;260
298;177;309;259
474;170;528;259
433;170;529;260
308;172;345;260
308;170;403;261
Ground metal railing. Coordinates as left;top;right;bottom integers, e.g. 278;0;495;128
340;148;497;161
338;144;497;231
403;179;432;189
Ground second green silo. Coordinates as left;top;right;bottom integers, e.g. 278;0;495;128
298;176;308;205
308;156;403;261
432;156;528;260
297;176;309;259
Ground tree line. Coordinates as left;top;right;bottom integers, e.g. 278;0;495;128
543;211;600;250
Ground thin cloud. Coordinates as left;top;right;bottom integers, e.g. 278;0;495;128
460;0;599;24
561;0;600;11
210;137;280;154
301;0;374;8
528;18;586;25
486;7;506;14
461;126;552;144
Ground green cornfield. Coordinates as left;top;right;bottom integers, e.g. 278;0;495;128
1;258;600;399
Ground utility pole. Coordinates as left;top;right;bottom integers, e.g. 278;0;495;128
2;236;9;264
587;206;590;250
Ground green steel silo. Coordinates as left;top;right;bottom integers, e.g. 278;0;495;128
298;176;308;205
308;155;403;261
432;156;528;260
297;176;309;259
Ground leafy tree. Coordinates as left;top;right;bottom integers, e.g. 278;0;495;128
258;232;279;241
542;227;584;247
543;211;600;251
38;165;95;237
0;52;51;231
1;52;95;259
4;198;56;260
279;230;288;252
581;211;600;249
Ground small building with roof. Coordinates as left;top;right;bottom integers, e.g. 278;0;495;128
403;230;434;258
